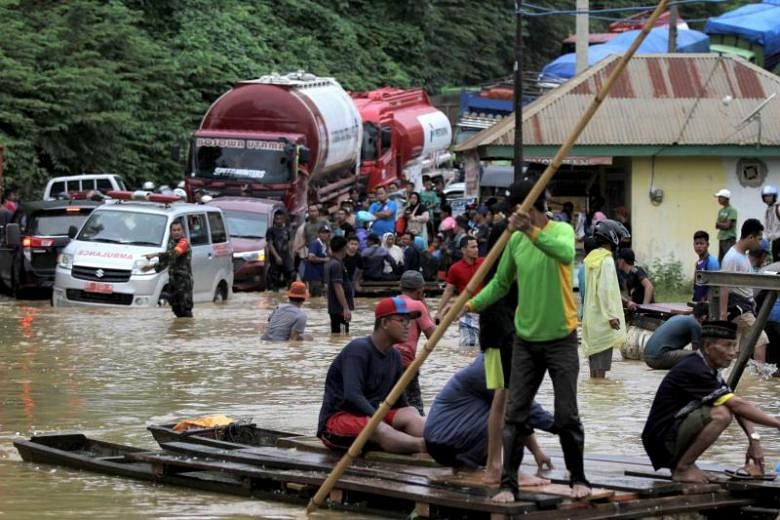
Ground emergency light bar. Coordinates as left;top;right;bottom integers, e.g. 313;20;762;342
106;191;182;204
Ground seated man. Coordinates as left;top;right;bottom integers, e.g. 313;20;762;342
261;281;309;341
618;248;654;309
642;321;780;483
360;233;399;282
424;353;555;483
317;297;426;454
643;315;701;370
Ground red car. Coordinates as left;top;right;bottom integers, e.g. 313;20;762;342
206;197;286;291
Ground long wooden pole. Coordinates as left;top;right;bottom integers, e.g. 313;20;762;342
727;291;777;388
306;0;669;513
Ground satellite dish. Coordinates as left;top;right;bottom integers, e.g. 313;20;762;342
740;93;776;126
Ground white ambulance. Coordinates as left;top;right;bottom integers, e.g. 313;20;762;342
52;192;233;308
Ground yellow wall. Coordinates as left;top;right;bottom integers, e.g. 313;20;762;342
631;156;725;273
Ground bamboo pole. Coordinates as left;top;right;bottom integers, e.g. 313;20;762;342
306;0;669;513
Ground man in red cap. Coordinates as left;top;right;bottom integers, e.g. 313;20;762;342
317;296;427;454
261;281;309;342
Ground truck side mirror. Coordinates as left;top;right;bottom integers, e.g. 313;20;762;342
298;146;310;166
170;143;182;162
67;225;78;239
381;127;392;150
6;223;21;247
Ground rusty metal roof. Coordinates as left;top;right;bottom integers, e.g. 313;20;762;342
454;54;780;151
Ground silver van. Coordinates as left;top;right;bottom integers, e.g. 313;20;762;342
52;198;233;307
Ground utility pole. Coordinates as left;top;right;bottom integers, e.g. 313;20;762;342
514;0;524;182
668;5;678;53
575;0;589;74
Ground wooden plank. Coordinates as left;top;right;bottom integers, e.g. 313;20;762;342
128;451;540;515
518;467;683;497
161;441;565;508
435;470;614;501
511;493;754;520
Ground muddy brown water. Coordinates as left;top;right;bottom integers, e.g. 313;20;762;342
0;291;778;519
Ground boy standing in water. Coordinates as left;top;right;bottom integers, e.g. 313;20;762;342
581;220;629;378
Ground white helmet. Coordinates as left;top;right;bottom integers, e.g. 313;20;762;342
142;181;156;191
200;195;213;203
173;188;187;199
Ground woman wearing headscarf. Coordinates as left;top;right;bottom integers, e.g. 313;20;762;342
383;232;404;274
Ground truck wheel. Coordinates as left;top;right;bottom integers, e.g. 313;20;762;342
213;281;228;303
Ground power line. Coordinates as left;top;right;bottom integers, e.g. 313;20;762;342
518;0;727;16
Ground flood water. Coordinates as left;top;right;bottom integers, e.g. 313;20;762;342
0;291;778;519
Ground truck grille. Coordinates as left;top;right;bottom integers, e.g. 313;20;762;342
66;289;133;305
72;265;132;283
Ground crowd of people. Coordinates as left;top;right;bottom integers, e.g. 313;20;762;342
259;177;780;504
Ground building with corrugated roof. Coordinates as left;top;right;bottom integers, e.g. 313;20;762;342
454;53;780;268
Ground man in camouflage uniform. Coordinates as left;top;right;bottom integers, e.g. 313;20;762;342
144;221;193;317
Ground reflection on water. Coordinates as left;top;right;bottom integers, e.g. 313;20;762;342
0;291;778;518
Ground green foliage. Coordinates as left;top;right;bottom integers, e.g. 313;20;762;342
646;258;690;303
0;0;740;197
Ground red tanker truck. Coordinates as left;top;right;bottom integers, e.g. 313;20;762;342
184;72;451;218
353;87;452;191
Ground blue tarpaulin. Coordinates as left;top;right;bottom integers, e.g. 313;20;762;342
704;2;780;56
540;27;710;82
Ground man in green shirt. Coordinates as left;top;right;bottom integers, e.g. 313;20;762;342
715;188;737;263
465;179;590;501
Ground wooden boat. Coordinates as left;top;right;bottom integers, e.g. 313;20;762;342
16;430;774;519
147;421;293;450
12;434;263;498
12;433;560;518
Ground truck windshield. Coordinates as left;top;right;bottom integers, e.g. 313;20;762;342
31;213;92;236
77;211;168;247
192;138;292;183
221;209;268;239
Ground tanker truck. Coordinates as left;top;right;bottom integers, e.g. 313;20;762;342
184;72;452;217
352;87;452;190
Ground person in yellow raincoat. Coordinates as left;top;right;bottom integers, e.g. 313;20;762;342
582;220;630;378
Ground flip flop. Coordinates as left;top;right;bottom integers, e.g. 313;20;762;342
724;468;778;481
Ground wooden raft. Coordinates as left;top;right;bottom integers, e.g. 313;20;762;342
15;432;776;519
151;437;766;519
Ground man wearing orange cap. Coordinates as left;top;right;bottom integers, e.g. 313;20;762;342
317;296;426;454
261;281;309;341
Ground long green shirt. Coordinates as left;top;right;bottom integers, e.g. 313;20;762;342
717;205;737;241
469;221;578;342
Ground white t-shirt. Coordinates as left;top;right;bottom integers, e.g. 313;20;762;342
721;246;753;300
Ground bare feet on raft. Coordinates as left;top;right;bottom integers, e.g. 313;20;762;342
519;472;551;487
672;464;712;483
483;465;501;486
492;489;516;503
571;482;592;499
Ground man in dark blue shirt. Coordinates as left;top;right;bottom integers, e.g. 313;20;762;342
642;321;780;483
643;315;701;370
424;354;555;479
317;296;426;454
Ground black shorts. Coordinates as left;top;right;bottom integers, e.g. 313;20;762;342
425;440;462;468
330;313;349;334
